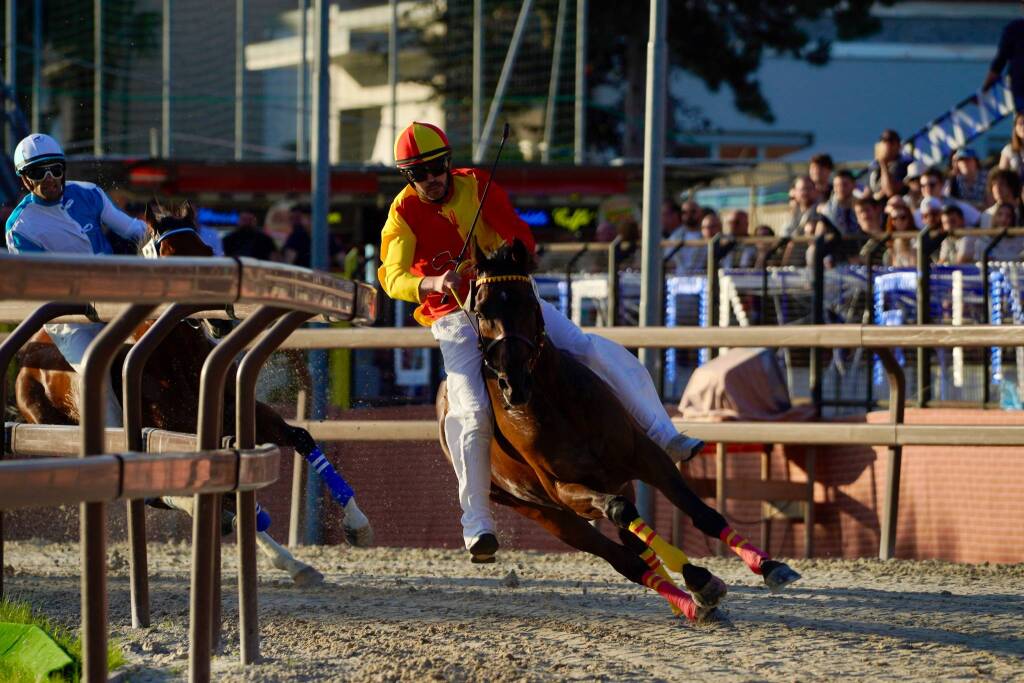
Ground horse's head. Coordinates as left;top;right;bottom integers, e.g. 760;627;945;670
142;200;213;257
472;238;544;407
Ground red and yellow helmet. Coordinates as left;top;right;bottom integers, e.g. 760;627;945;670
394;121;451;168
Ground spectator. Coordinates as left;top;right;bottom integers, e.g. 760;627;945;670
723;209;757;267
808;153;834;201
998;112;1024;179
982;11;1024;112
753;225;777;266
670;198;705;272
661;199;687;272
902;161;926;210
820;170;860;236
986;201;1024;261
920;197;944;233
915;167;981;227
805;214;845;269
782;176;818;237
868;129;912;200
853;196;884;239
938;204;975;265
222;210;278;261
981;168;1022;227
283;204;312;267
948;148;988;208
701;211;722;240
884;203;917;267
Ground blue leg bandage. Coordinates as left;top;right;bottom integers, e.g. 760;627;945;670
255;502;271;532
306;445;355;507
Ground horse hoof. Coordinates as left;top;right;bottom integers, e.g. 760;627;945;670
762;560;801;592
344;523;374;548
694;604;723;625
689;575;728;609
292;566;325;588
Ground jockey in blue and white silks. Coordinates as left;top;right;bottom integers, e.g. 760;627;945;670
5;133;147;427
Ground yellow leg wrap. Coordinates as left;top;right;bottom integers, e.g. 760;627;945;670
629;518;690;573
638;549;683;616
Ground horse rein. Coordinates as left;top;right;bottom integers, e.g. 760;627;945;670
472;274;547;376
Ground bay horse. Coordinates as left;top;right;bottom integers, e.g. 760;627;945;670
13;200;372;586
436;240;800;623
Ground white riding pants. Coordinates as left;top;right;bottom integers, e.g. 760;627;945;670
44;322;124;428
432;297;679;548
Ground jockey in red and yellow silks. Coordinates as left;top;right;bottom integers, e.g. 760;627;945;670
379;166;535;326
379;121;703;565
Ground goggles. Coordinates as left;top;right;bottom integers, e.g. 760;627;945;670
22;162;65;182
401;155;450;183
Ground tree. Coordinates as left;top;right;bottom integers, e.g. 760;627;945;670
416;0;889;160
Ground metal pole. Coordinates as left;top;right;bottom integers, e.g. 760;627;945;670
472;0;483;159
235;0;245;160
573;0;587;165
389;0;398;150
606;236;622;325
32;0;41;132
236;310;313;664
307;0;331;545
635;0;667;523
876;347;905;560
162;0;171;157
915;228;944;407
474;0;534;164
80;304;156;683
810;233;826;413
541;0;567;164
5;0;15;153
94;0;103;156
297;0;308;161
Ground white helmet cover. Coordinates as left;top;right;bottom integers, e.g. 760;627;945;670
14;134;65;174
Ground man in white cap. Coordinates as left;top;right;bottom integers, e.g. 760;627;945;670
5;133;148;426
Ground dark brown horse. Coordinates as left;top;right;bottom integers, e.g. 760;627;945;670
13;200;371;584
437;240;800;623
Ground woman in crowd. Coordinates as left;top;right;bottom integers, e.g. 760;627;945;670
999;112;1024;180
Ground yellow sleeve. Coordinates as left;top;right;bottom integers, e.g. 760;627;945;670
378;204;424;303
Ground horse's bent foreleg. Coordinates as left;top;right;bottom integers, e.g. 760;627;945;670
254;531;324;587
490;488;712;623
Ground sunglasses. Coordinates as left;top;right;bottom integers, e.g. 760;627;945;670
22;163;65;182
402;156;450;183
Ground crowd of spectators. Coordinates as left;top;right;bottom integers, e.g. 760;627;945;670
654;118;1024;275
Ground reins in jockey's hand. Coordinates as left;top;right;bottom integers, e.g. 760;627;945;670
436;122;511;306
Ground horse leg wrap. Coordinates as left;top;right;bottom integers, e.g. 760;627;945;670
629;518;690;573
720;526;769;575
306;445;355;507
639;549;683;617
641;570;697;621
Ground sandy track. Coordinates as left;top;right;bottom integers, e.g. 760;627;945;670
3;540;1024;681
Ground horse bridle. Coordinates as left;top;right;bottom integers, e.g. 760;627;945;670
472;274;546;376
142;226;202;258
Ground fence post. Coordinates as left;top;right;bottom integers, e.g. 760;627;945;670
810;233;826;412
758;237;789;325
607;235;623;325
861;237;886;410
705;235;722;358
981;229;1007;408
916;228;945;407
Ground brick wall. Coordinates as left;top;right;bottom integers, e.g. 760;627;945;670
6;406;1023;564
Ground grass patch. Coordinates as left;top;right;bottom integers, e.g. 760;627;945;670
0;598;125;681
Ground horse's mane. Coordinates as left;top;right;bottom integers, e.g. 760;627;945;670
475;239;536;278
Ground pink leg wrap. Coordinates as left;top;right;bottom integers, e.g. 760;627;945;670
642;569;697;621
719;526;769;575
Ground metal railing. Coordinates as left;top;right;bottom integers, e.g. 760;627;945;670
0;253;376;682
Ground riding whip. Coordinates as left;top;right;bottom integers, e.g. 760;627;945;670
440;122;511;305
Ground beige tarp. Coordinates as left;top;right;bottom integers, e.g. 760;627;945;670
679;347;817;422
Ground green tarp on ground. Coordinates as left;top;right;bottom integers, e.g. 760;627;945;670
0;622;74;680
